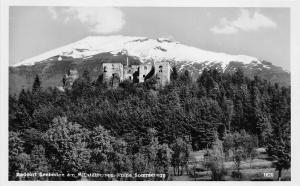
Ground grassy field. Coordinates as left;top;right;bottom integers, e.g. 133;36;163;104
170;149;291;181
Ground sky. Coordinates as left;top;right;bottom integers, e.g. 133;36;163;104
9;7;290;70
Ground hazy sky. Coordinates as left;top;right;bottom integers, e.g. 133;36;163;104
9;7;290;70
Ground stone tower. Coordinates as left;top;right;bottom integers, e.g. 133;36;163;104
139;64;152;83
154;62;171;87
102;63;123;88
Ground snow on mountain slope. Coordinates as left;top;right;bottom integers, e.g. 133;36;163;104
13;35;261;69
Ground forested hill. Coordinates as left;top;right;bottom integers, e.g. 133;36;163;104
9;68;290;180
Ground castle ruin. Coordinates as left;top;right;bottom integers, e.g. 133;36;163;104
59;56;171;91
102;56;171;88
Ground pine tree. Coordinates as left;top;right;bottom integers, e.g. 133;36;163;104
221;96;234;132
32;75;41;93
267;88;290;180
179;70;191;83
170;137;191;176
95;74;104;87
170;66;178;81
82;70;91;82
155;144;172;180
267;132;290;180
233;68;244;85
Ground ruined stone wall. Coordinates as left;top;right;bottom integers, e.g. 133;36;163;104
139;64;152;83
123;65;139;81
154;62;171;87
103;63;124;83
102;62;170;88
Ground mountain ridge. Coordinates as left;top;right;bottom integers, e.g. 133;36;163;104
9;35;290;95
13;35;262;68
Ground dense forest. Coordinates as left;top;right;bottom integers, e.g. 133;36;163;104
9;67;290;181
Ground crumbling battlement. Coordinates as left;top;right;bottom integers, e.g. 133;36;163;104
102;61;171;88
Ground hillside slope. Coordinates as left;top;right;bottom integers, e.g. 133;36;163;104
9;35;290;94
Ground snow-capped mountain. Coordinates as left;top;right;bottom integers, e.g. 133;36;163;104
9;35;290;94
14;35;260;69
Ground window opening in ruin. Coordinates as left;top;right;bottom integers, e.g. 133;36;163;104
159;66;163;72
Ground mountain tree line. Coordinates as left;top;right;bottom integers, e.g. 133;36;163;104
9;67;290;180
